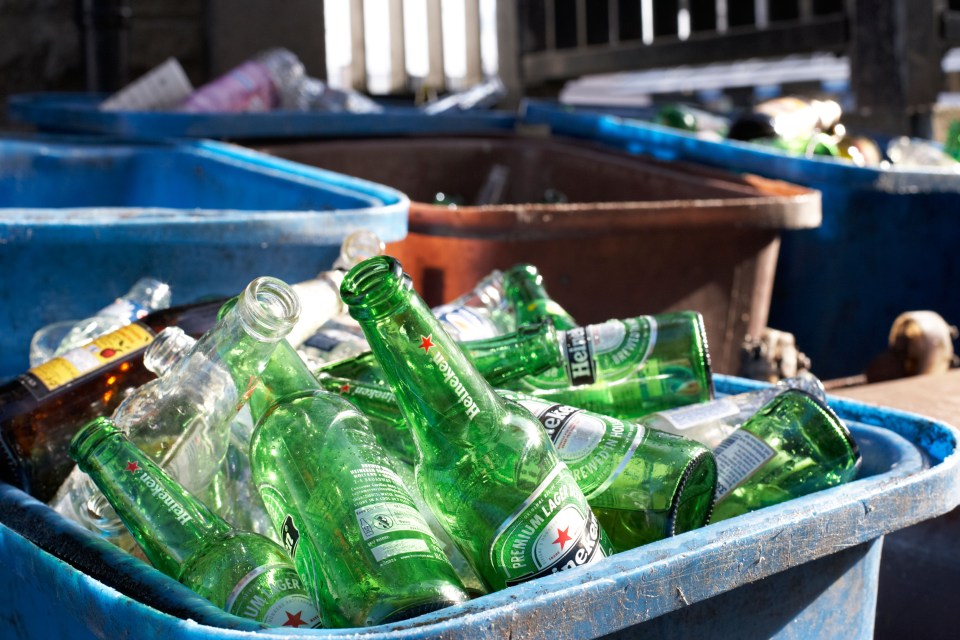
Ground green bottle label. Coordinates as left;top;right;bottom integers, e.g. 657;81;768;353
348;463;451;566
554;317;656;387
714;430;775;499
225;564;323;628
509;395;643;499
490;466;608;586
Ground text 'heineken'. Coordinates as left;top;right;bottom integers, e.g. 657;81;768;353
340;256;613;591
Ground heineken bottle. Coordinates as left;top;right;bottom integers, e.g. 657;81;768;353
321;376;716;553
247;337;471;627
710;390;861;522
502;264;578;330
70;418;322;628
641;373;826;449
503;312;713;419
340;256;612;591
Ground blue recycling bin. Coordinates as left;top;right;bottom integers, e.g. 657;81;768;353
0;375;957;639
0;134;408;379
6;93;517;141
523;100;960;379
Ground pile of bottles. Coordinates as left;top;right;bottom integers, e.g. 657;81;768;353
656;96;960;169
0;232;862;629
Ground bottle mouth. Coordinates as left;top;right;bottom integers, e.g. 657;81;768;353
143;327;197;377
340;256;413;320
238;277;301;343
69;418;120;466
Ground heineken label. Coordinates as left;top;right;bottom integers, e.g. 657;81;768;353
714;430;776;499
509;394;643;498
591;317;656;370
226;564;323;628
419;334;481;421
559;326;597;385
490;466;608;587
123;460;193;525
348;463;450;566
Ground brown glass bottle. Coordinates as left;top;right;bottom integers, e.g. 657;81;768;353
0;299;224;502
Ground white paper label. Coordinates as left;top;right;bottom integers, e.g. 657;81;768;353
714;431;776;499
655;399;741;432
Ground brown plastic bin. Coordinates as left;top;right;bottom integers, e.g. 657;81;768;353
258;136;821;374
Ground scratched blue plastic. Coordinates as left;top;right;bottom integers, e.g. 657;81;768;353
522;100;960;380
6;93;517;141
0;134;408;379
0;375;956;639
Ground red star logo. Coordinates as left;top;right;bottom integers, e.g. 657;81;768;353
125;461;140;474
339;383;351;394
418;335;435;354
553;526;573;550
282;610;306;627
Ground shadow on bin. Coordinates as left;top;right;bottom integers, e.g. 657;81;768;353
0;134;408;380
257;136;821;375
0;376;957;639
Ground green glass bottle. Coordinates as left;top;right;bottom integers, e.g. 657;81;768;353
502;264;578;330
655;103;730;137
340;256;613;591
70;418;322;629
320;376;715;553
498;390;717;552
709;389;861;522
504;311;713;419
247;339;471;628
321;312;713;420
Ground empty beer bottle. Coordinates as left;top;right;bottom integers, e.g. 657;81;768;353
51;277;301;547
340;256;612;591
502;264;578;330
70;418;322;628
247;337;470;627
321;376;715;553
0;297;225;502
642;373;826;449
710;389;861;522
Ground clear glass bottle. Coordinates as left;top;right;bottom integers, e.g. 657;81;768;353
30;277;172;366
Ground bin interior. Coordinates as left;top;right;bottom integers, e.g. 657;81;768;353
0;136;408;380
259;135;819;375
0;375;956;639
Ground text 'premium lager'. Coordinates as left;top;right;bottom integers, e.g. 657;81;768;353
70;418;322;628
340;256;613;591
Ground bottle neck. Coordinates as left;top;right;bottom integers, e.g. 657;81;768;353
143;328;197;377
249;339;320;422
316;374;405;428
342;257;502;438
70;419;231;578
286;270;344;348
462;321;562;387
198;277;300;403
503;265;577;330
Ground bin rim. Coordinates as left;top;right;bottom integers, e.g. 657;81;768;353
1;375;957;639
6;92;518;141
0;134;410;245
522;99;960;195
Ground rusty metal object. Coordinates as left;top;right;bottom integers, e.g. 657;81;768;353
866;311;959;383
738;327;812;383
